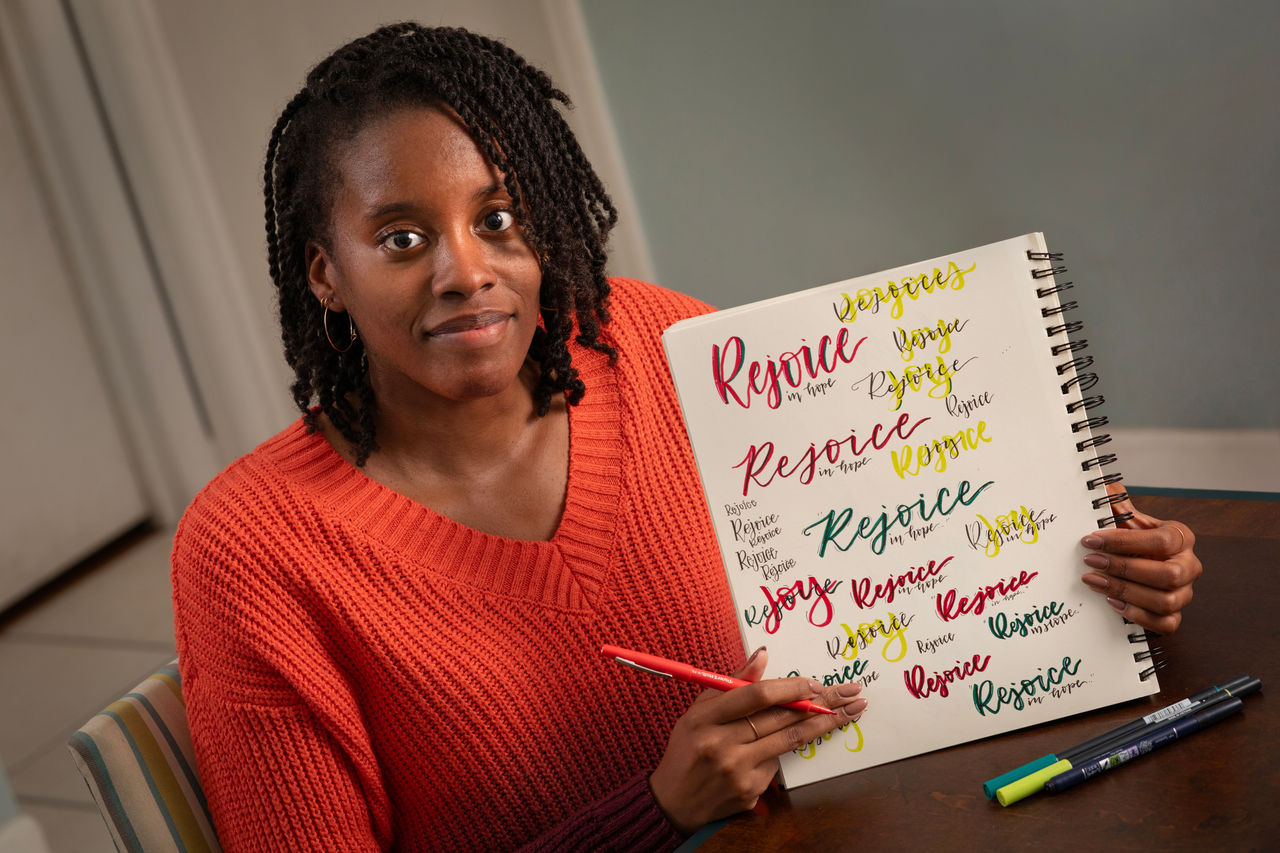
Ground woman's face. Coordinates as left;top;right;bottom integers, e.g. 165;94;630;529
306;106;542;410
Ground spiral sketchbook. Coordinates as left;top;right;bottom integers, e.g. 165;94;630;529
662;233;1160;788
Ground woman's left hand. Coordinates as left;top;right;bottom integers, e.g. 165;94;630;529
1079;483;1202;634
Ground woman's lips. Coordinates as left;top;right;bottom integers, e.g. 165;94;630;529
426;311;511;337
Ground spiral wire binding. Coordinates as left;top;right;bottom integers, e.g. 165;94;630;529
1028;247;1161;679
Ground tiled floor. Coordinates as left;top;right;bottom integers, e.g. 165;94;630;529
0;527;178;853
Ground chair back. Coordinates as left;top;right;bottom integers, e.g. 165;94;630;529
67;660;221;853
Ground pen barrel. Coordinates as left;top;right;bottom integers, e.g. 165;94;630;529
782;698;834;715
689;667;740;690
1187;675;1251;704
1047;697;1244;795
1043;765;1089;794
1191;696;1246;726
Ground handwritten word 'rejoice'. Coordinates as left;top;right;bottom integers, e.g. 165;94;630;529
892;316;970;362
851;355;979;412
733;412;930;496
833;260;978;323
935;570;1040;622
987;600;1078;641
903;653;992;700
971;656;1084;716
711;327;866;410
829;611;914;663
848;555;953;609
804;479;994;556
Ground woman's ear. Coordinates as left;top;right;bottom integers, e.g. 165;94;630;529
306;240;344;310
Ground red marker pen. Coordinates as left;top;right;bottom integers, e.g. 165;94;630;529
601;644;835;714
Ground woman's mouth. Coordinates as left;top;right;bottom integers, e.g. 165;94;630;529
427;311;511;336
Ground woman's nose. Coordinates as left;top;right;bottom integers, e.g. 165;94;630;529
431;230;493;298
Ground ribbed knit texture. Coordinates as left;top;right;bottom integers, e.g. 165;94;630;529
171;279;741;852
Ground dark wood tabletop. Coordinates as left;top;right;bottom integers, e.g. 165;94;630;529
691;491;1280;852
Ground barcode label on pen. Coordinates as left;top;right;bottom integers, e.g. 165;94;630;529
1143;699;1192;724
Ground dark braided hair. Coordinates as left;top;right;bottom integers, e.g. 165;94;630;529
264;23;618;465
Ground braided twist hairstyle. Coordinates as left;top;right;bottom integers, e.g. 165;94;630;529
265;23;618;464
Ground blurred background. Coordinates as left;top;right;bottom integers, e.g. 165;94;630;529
1;1;1275;849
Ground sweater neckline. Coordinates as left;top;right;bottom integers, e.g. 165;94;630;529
268;344;620;611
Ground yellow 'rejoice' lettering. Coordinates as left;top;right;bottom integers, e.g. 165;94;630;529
834;260;977;323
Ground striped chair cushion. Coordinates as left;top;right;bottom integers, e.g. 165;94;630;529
67;660;221;853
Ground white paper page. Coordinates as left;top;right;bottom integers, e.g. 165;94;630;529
663;233;1157;787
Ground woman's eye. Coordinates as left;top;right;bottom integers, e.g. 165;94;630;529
381;230;424;251
480;210;515;232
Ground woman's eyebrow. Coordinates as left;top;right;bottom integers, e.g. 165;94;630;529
472;181;505;200
364;200;417;220
363;183;507;220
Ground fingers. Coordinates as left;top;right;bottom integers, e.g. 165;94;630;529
702;668;862;725
731;646;769;683
702;647;805;720
1081;517;1202;634
746;683;867;756
746;681;867;736
1081;549;1201;591
693;660;868;751
1081;521;1203;594
1082;521;1194;560
1082;559;1195;614
1101;596;1184;635
649;719;781;835
650;674;867;833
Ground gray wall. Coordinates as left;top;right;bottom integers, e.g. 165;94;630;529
581;0;1279;430
143;0;579;410
0;760;16;826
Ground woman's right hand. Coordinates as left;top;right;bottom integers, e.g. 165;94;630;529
647;648;867;835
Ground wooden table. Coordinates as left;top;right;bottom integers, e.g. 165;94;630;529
692;492;1280;851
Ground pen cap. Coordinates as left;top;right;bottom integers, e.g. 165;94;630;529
1199;675;1253;700
1226;676;1262;699
995;759;1071;807
982;755;1057;800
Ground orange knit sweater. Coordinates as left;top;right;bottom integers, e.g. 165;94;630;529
171;279;742;852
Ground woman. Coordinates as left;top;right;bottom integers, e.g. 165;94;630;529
171;23;1201;852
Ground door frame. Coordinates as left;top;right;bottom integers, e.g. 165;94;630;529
0;0;222;522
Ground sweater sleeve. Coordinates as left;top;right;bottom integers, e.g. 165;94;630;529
180;660;387;852
172;479;394;852
520;772;683;853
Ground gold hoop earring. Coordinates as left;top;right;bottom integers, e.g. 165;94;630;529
321;297;357;353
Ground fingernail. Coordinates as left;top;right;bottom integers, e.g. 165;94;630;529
837;682;864;698
1082;573;1109;591
746;646;766;664
844;698;868;719
1106;597;1126;613
1083;553;1109;569
1081;534;1103;549
808;679;823;694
